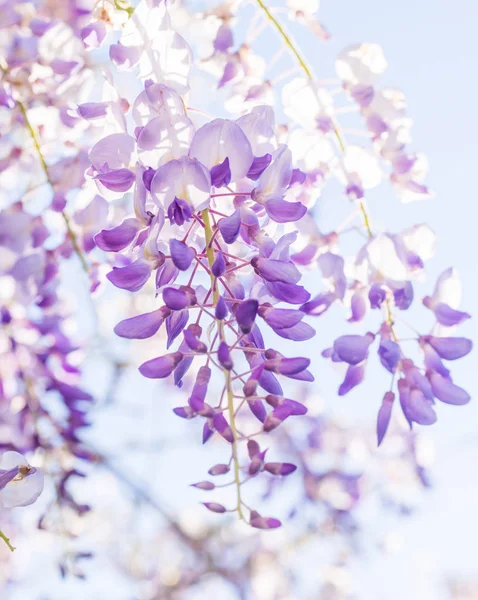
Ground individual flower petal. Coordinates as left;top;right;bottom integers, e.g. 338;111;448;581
265;281;311;305
114;307;169;339
106;259;152;292
212;252;226;277
252;257;301;284
95;218;142;252
89;133;135;170
424;336;472;361
215;296;228;320
183;329;207;353
163;287;196;310
260;307;305;330
189;119;253;182
210;157;232;188
249;510;281;529
235;299;259;333
378;339;401;373
94;168;136;193
218;210;241;245
170;239;195;271
203;502;226;513
218;341;233;370
139;352;183;379
264;356;310;375
191;481;215;490
208;464;230;476
338;364;365;395
0;452;44;508
166;310;189;347
274;321;315;342
151;156;211;214
398;379;436;426
265;199;307;223
377;391;394;446
333;333;374;365
263;463;297;476
428;372;471;405
212;413;234;443
167;197;193;226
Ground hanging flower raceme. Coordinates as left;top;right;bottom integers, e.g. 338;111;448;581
88;0;315;526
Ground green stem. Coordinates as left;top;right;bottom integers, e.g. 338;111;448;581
0;528;16;552
17;101;89;274
201;209;244;519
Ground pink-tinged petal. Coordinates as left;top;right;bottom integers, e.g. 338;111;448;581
377;391;394;446
208;464;230;476
191;481;215;490
203;422;214;444
264;462;297;476
139;352;183;379
106;259;152;291
94;168;135;193
213;413;234;443
189;119;253;182
248;399;267;422
95;218;142;252
425;336;472;360
265;199;306;223
249;510;281;529
114;307;169;339
218;210;241;244
429;372;471;405
89;133;135;170
203;502;226;513
338;364;365;395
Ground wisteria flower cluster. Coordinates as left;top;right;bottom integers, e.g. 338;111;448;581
0;0;472;568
